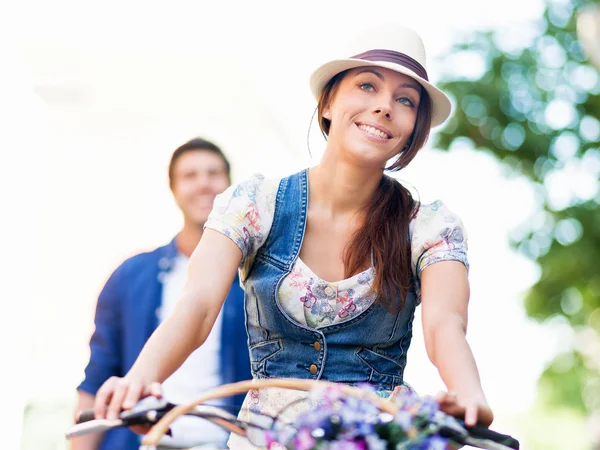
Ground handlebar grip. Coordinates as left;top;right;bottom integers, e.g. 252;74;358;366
440;420;519;449
466;424;520;449
76;409;96;424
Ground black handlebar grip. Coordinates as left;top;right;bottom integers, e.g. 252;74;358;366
76;409;97;424
467;425;520;449
440;421;520;449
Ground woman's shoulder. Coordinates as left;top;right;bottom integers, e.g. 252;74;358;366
409;199;469;282
226;168;313;204
411;200;463;225
209;173;282;222
409;199;467;244
228;173;281;202
206;173;285;264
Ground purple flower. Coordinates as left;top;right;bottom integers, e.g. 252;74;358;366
395;390;421;409
395;410;413;431
315;385;344;404
420;435;447;450
328;439;366;450
294;428;316;450
418;397;440;421
365;435;388;450
268;386;451;450
339;397;378;426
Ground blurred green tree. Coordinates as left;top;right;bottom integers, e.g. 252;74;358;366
434;0;600;419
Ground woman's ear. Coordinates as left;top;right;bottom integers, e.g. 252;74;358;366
323;110;331;118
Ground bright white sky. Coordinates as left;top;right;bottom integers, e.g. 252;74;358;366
1;0;564;448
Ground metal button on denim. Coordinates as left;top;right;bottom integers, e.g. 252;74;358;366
313;342;321;352
309;364;318;375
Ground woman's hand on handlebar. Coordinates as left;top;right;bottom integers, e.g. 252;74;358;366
94;376;163;421
435;391;494;428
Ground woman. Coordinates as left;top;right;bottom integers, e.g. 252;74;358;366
94;24;494;446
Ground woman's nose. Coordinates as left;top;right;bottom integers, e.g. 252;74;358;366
372;98;393;119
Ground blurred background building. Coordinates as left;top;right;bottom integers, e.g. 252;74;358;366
1;0;599;448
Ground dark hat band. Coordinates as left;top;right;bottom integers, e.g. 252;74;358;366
351;49;428;81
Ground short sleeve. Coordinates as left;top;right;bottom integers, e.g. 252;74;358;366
409;200;469;293
205;174;279;272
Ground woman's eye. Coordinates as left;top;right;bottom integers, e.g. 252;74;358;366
359;83;375;92
397;97;415;107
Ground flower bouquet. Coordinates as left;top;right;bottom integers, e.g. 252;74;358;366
264;385;459;450
138;378;517;450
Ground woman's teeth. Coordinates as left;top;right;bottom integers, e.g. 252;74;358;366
358;124;390;139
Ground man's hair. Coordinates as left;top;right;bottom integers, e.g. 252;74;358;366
168;138;231;188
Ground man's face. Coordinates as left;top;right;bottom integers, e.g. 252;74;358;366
170;150;230;227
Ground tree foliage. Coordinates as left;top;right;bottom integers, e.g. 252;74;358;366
434;0;600;415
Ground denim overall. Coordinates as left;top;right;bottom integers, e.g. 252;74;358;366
244;169;418;390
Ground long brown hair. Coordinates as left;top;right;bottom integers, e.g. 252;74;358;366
317;69;433;310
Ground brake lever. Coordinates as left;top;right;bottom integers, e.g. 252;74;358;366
66;397;176;439
119;397;176;425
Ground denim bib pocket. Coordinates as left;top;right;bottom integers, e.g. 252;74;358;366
356;346;404;387
249;339;283;376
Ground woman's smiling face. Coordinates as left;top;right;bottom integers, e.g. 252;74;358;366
323;66;422;169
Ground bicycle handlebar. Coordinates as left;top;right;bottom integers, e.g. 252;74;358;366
70;398;250;441
70;398;519;450
74;398;175;427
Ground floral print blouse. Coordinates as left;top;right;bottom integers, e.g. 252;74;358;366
204;173;469;449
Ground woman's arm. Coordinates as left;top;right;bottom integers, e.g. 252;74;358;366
94;229;243;420
420;260;493;427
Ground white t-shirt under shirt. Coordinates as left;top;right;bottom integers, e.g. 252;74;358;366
157;253;228;448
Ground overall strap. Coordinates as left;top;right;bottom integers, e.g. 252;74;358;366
256;168;308;271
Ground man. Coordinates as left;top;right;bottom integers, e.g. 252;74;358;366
72;138;251;450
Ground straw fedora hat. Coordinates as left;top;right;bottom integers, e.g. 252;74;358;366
309;24;452;127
